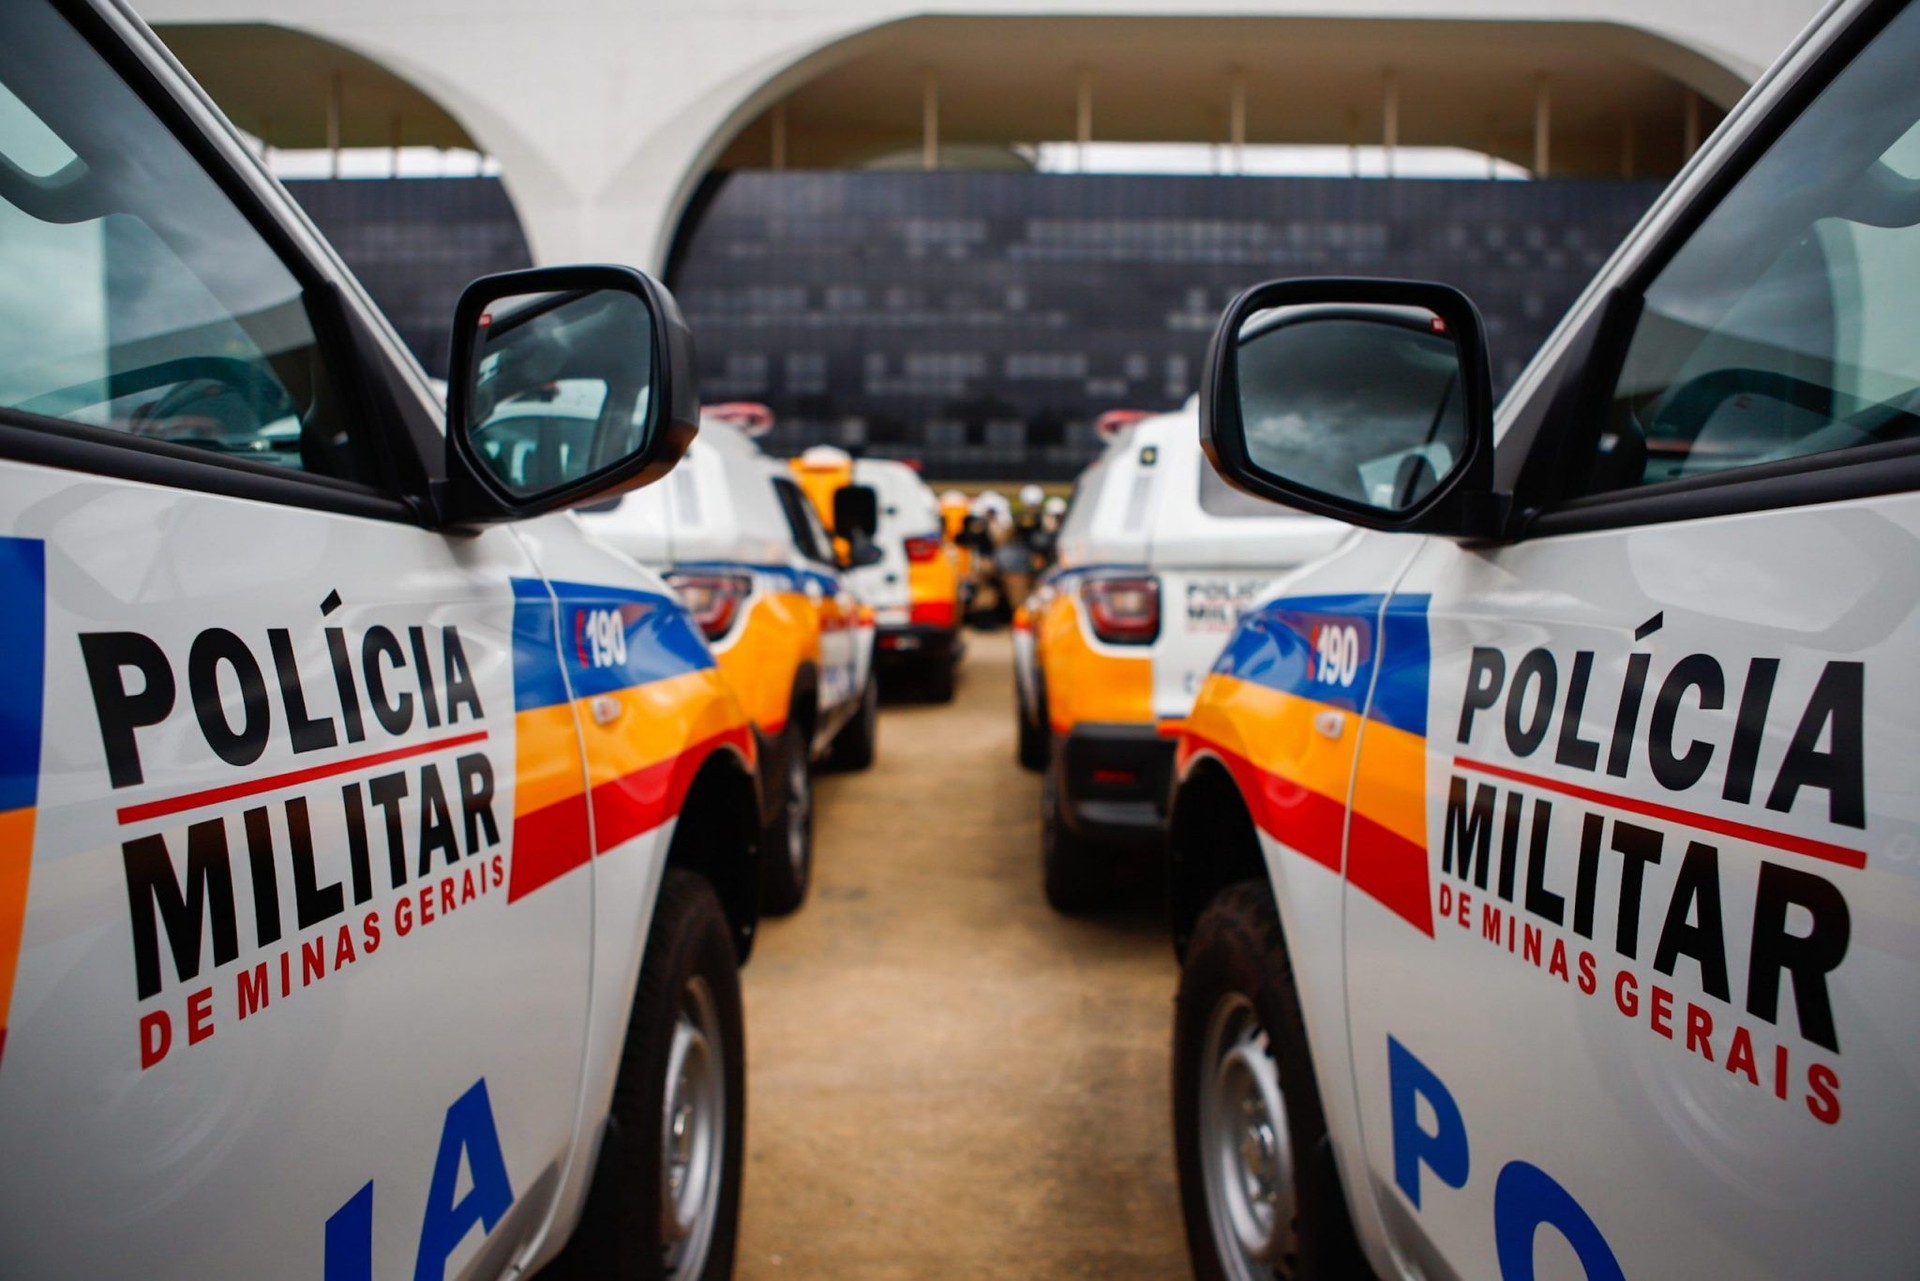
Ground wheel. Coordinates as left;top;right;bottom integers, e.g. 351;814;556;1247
922;654;956;704
1041;763;1112;912
1174;882;1367;1281
827;674;879;772
552;870;744;1281
757;723;813;915
1016;684;1049;772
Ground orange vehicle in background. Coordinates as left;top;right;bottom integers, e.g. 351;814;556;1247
792;447;965;701
940;488;973;574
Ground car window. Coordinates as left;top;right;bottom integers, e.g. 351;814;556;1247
1578;3;1920;496
772;476;832;563
0;3;366;482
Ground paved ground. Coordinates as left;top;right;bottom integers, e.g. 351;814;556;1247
735;630;1191;1279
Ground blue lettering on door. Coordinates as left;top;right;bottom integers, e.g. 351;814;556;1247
1387;1036;1622;1279
323;1077;515;1281
1388;1034;1469;1207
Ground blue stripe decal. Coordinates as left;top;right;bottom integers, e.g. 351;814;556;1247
1216;593;1429;737
0;537;45;814
511;578;566;714
1370;595;1431;739
513;578;714;711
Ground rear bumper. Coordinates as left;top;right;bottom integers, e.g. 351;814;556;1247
1055;722;1176;853
875;624;958;670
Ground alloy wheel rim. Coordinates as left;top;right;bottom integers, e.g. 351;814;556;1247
1199;992;1296;1280
661;975;725;1276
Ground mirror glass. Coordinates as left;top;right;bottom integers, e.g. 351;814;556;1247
1234;305;1467;513
463;288;657;498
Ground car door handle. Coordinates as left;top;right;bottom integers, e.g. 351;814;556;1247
591;696;624;727
1314;710;1346;740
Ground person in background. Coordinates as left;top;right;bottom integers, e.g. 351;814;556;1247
999;484;1048;613
1034;494;1068;567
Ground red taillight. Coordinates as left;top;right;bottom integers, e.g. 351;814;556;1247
1081;575;1159;645
666;572;753;641
910;600;956;629
904;534;943;564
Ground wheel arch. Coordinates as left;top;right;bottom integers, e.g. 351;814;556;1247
670;743;762;962
1167;753;1269;959
787;660;820;744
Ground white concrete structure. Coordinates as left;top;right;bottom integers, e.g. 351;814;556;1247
138;0;1826;273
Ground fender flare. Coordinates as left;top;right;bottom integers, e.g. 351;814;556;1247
669;735;762;961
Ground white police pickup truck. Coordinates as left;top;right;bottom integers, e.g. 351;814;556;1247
1012;402;1347;911
579;408;880;915
0;2;758;1277
1169;0;1920;1277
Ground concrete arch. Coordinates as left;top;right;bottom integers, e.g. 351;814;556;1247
153;22;547;252
143;0;1822;274
620;10;1793;275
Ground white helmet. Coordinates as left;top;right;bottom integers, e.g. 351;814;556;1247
940;489;968;506
972;490;1011;521
1043;495;1068;517
1018;484;1045;508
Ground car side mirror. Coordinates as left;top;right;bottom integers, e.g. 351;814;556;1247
441;265;699;525
1200;277;1504;538
832;484;880;540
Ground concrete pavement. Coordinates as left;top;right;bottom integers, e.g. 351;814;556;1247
735;629;1190;1278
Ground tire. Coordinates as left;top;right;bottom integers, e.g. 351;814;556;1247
1174;882;1368;1281
757;723;813;915
1041;763;1112;912
922;654;956;704
1016;683;1049;772
827;674;879;772
554;870;744;1281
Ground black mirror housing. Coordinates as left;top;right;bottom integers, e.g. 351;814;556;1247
832;483;880;540
1200;277;1504;539
439;264;699;527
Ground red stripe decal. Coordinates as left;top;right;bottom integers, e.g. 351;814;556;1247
1346;809;1435;936
118;730;491;826
591;725;755;854
1185;733;1435;935
1186;735;1345;872
1453;755;1867;871
506;793;592;902
506;726;756;903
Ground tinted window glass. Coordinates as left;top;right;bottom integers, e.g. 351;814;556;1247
772;476;831;562
0;3;365;480
1584;4;1920;494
